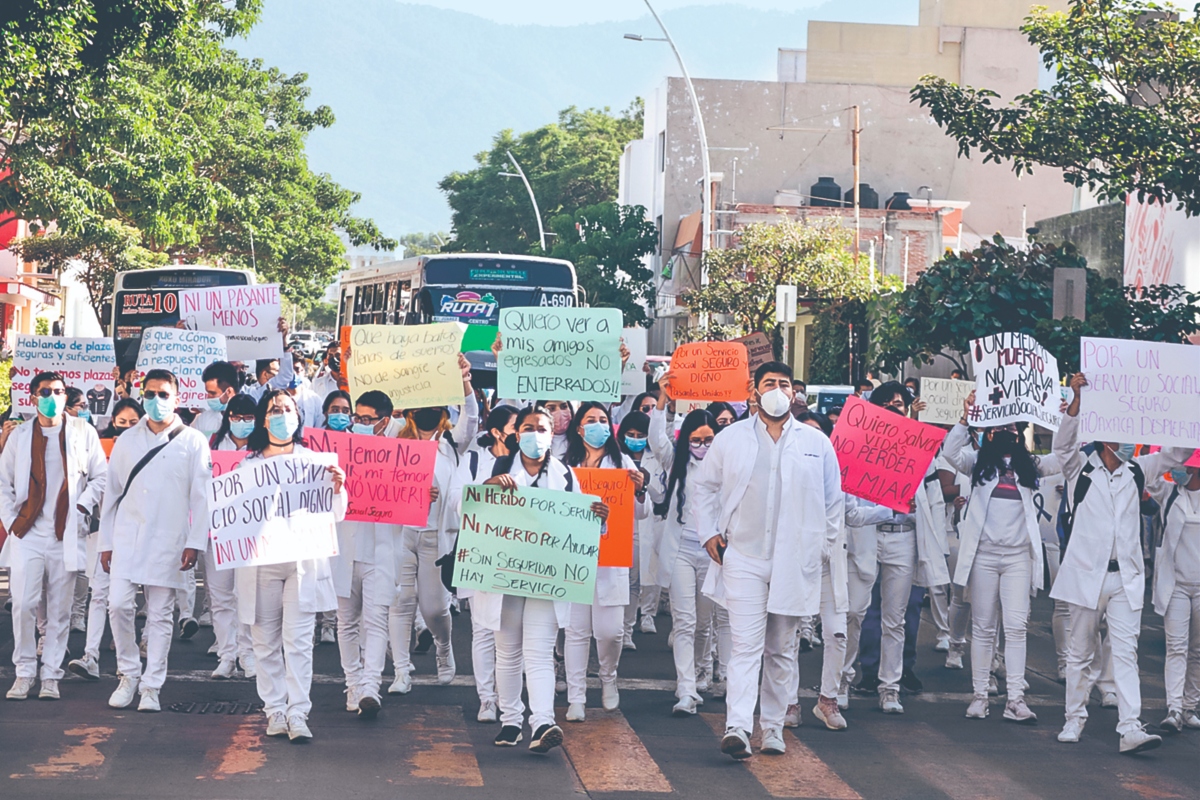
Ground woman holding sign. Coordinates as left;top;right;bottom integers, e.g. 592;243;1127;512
616;410;664;652
561;402;647;722
236;389;346;743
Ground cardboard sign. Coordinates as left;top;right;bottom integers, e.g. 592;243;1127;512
452;484;603;603
344;323;463;409
460;323;499;353
734;332;774;372
135;328;227;407
574;468;635;568
667;342;750;403
498;307;623;401
12;335;117;415
1079;337;1200;447
831;396;947;512
211;450;248;477
621;327;649;396
100;438;115;459
207;452;340;570
179;284;281;362
918;378;976;426
968;332;1061;430
302;427;437;525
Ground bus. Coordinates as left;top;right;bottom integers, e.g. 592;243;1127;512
107;266;256;367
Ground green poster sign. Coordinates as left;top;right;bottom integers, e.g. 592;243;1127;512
459;324;499;353
497;306;623;401
452;484;602;604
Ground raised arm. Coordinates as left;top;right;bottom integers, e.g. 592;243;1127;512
1053;373;1087;483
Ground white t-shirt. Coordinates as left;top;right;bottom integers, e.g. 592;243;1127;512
29;424;66;541
981;463;1027;549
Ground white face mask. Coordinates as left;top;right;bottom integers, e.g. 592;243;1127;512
758;387;792;418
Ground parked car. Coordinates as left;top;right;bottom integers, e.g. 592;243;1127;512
287;331;321;358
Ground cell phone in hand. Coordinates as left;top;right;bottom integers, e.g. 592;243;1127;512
716;538;727;564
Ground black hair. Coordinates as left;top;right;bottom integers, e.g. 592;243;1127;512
99;398;145;437
904;377;921;394
868;380;911;409
143;368;178;391
322;390;352;415
855;380;874;391
706;401;737;427
212;393;260;449
355;389;393;418
632;392;656;412
617;410;650;457
30;371;65;395
564;401;622;467
478;404;519;449
794;410;834;437
176;408;195;425
504;406;555;481
972;424;1038;489
657;409;718;524
202;361;239;391
247;389;305;453
66;386;85;410
754;360;793;386
254;359;279;380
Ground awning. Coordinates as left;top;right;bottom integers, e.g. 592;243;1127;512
672;211;703;256
0;281;59;307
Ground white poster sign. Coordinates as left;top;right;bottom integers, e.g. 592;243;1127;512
1078;337;1200;448
12;336;117;415
179;284;281;362
917;378;976;426
968;332;1062;430
621;327;648;396
1124;196;1200;291
135;327;227;407
207;452;340;570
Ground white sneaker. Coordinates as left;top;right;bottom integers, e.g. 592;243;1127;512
639;616;657;634
109;676;139;708
601;680;619;711
622;633;636;651
266;711;289;736
720;727;751;760
965;695;989;719
667;629;675;649
319;622;336;645
1160;710;1184;734
879;689;904;714
1101;691;1118;708
345;686;361;713
1058;718;1084;743
987;674;999;696
436;645;456;685
388;670;412;695
477;700;498;723
1183;709;1200;729
69;655;100;681
783;703;802;728
814;697;848;731
696;669;712;694
239;654;257;679
672;696;698;716
554;659;567;694
38;679;60;700
357;690;381;719
211;659;236;680
566;702;586;722
945;643;965;670
710;678;727;699
287;715;312;742
138;687;161;712
934;635;950;652
1119;726;1162;754
1003;697;1037;724
6;676;35;700
198;611;212;627
71;615;86;633
760;727;786;756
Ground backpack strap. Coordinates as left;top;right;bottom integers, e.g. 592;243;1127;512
468;450;479;481
490;453;515;478
1061;461;1095;550
114;426;184;511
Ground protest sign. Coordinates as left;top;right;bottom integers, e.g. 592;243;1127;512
134;328;227;407
1078;337;1200;448
12;335;117;415
667;342;750;403
621;327;649;396
831;396;947;512
344;323;463;409
967;332;1061;430
498;307;623;401
733;332;774;373
179;284;281;361
574;468;635;568
918;378;976;426
452;484;603;604
100;439;115;459
207;452;340;570
460;323;498;353
211;450;248;477
303;427;437;525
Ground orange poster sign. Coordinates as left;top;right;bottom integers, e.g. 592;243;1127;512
668;342;750;402
574;468;635;568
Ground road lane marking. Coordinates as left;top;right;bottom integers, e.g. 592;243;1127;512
210;717;267;779
10;725;114;779
556;708;671;794
389;705;483;786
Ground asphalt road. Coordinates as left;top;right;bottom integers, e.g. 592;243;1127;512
0;585;1196;800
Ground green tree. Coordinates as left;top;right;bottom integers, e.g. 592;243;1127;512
869;236;1200;375
439;103;643;254
399;232;450;257
547;202;658;327
912;0;1200;214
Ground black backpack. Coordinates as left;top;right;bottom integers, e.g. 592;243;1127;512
1061;460;1145;552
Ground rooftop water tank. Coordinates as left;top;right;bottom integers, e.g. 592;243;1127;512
844;183;879;209
809;176;843;207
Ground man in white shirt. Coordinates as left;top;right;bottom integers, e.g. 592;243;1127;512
0;372;108;700
693;361;844;759
99;368;212;712
192;361;240;439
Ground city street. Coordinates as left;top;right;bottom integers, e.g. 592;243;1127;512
0;588;1196;800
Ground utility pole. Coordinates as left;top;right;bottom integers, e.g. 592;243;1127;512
852;105;861;267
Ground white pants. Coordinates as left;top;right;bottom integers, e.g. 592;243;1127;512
336;560;389;694
392;527;451;674
471;608;497;705
10;538;75;681
841;565;874;685
723;548;799;732
669;542;713;701
110;578;174;689
624;529;642;639
1064;571;1143;734
929;581;950;641
83;551;110;661
205;547;251;663
566;600;624;703
496;595;558;730
72;572;89;622
640;584;661;620
175;567;196;620
1044;538;1071;670
968;545;1030;699
251;562;316;718
817;561;847;699
876;529;917;694
1163;581;1200;713
947;541;971;646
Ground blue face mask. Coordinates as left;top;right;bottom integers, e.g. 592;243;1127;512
1111;443;1136;462
582;421;611;448
352;422;376;436
267;412;299;441
36;393;66;419
76;409;92;423
1170;467;1191;486
230;420;255;439
519;431;553;459
207;396;228;413
624;435;648;453
328;413;352;431
143;396;174;423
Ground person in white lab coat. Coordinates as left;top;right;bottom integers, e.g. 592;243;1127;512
0;372;107;700
620;395;668;639
99;368;212;713
235;389;346;742
561;401;646;721
193;361;241;439
693;361;844;760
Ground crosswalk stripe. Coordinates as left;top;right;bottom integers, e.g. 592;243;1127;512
701;714;861;799
556;708;672;794
9;725;114;779
210;717;267;780
390;705;484;786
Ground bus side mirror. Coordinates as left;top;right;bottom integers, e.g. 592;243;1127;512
100;302;113;333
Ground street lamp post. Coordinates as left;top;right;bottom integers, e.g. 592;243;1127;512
499;149;547;252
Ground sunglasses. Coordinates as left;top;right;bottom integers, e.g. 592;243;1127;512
143;390;174;400
638;405;654;414
35;388;66;398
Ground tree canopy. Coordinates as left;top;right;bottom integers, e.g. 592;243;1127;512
912;0;1200;214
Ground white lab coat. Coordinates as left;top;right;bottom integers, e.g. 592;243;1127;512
694;415;844;617
0;416;108;573
98;417;211;590
1150;470;1200;617
647;408;702;590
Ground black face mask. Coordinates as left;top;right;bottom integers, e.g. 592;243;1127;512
412;408;444;431
990;430;1019;451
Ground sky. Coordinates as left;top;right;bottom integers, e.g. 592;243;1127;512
405;1;828;26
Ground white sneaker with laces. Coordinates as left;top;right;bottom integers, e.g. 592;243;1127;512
601;680;619;711
1182;709;1200;729
566;702;586;722
1119;726;1162;754
760;727;786;756
266;711;289;737
211;659;236;680
357;690;381;719
720;727;751;760
436;645;456;685
7;676;36;700
138;687;161;712
879;689;904;714
1003;697;1037;724
934;635;950;652
966;695;989;719
69;655;100;680
639;616;657;634
109;676;139;708
783;703;801;728
1058;718;1084;743
345;686;361;712
287;715;312;742
71;615;86;633
319;622;336;644
696;669;712;694
672;696;698;716
945;643;965;670
38;679;60;700
477;700;498;723
388;670;412;695
1160;710;1183;734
